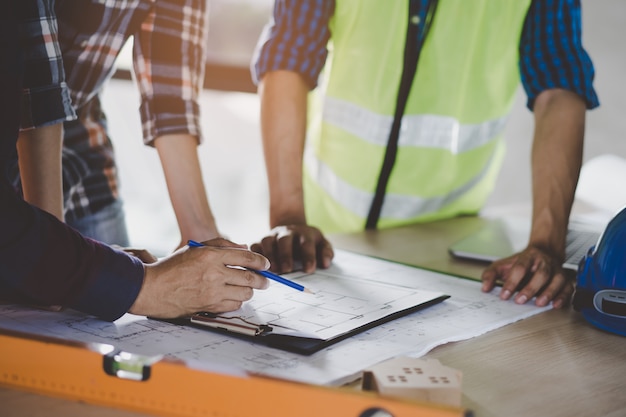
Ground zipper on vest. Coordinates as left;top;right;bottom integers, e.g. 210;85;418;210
365;0;439;230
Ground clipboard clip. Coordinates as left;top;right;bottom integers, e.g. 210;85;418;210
191;312;273;337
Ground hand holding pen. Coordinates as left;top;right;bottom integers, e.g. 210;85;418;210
130;237;271;318
188;240;314;294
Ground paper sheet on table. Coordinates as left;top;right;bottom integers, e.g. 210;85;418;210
209;268;446;340
0;249;549;386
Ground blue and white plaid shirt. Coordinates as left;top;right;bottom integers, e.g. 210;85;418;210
253;0;599;110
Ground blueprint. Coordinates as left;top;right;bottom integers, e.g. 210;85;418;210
214;267;445;340
0;250;550;386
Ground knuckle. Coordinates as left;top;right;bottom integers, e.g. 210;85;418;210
481;267;495;279
526;278;547;293
240;250;261;265
243;287;254;300
242;270;256;285
261;235;275;245
277;235;294;249
300;238;316;251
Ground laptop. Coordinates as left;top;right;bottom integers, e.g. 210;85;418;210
448;216;602;270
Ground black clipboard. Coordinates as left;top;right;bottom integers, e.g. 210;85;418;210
156;294;449;355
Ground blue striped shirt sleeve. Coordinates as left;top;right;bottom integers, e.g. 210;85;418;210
520;0;599;110
252;0;334;89
17;0;76;130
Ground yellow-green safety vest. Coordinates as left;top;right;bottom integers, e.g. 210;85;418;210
303;0;531;233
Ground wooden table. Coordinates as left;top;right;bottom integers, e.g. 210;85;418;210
331;216;626;417
3;215;625;417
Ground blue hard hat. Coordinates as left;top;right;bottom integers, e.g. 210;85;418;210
573;206;626;336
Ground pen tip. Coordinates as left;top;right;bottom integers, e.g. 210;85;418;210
304;288;315;294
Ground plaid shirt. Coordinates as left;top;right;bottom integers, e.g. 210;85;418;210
254;0;599;110
17;0;208;222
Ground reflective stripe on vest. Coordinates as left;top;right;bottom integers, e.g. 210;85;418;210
305;142;498;220
322;96;508;154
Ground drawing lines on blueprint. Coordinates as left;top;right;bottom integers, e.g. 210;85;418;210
222;270;443;340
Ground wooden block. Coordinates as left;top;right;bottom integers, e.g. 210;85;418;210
362;357;462;407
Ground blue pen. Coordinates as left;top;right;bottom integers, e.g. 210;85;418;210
187;240;314;294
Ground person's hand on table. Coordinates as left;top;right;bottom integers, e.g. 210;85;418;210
250;224;334;274
481;245;575;309
130;238;270;318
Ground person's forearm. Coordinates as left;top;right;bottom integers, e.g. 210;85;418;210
16;123;64;221
1;178;144;321
154;133;220;243
259;70;310;228
529;89;586;258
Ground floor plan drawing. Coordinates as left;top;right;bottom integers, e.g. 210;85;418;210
0;250;550;385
